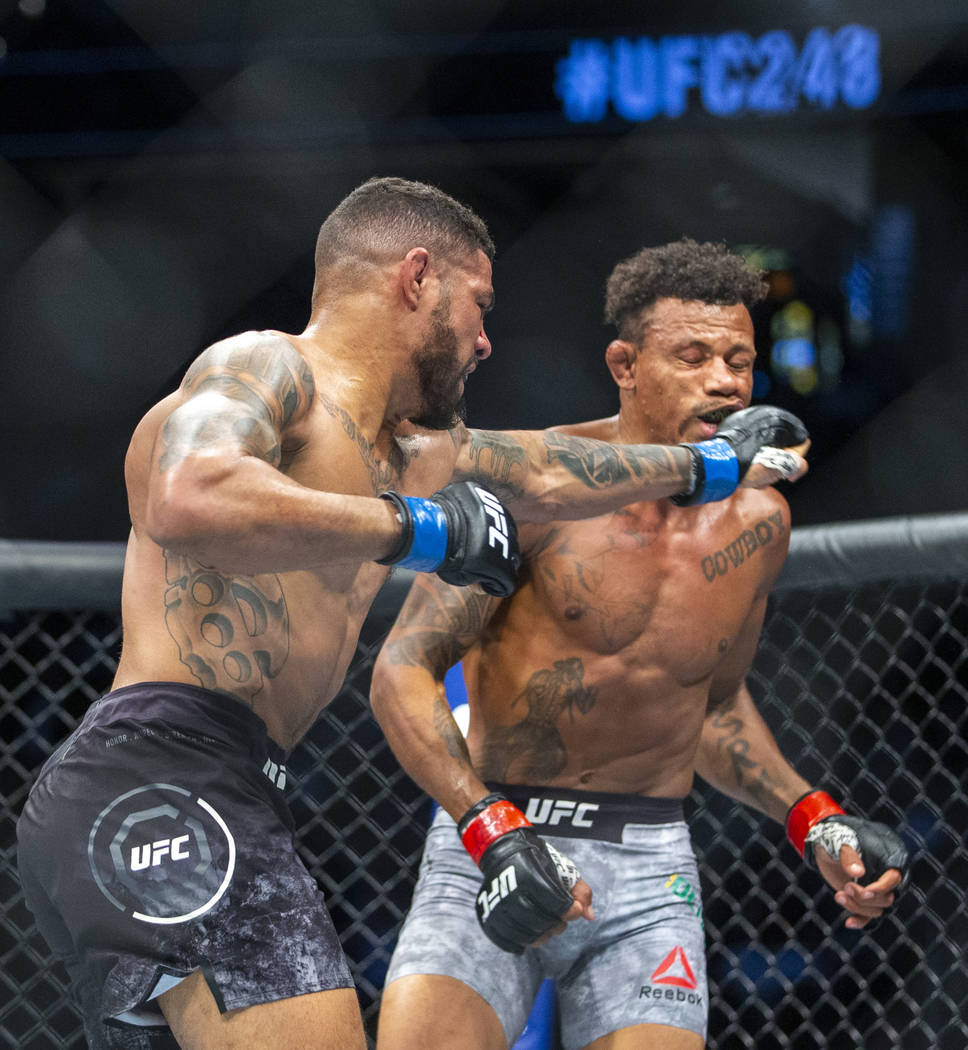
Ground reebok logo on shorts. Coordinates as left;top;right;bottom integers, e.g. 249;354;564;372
88;782;236;925
651;946;698;988
639;946;704;1007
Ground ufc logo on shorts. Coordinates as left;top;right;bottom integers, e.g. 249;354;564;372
129;836;191;871
473;485;510;559
525;797;600;828
477;864;517;921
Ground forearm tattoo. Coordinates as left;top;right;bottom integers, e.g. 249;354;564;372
706;699;780;812
159;336;314;471
432;693;473;764
542;433;687;490
479;656;597;782
457;430;688;507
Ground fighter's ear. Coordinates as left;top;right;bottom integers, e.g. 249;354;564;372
400;247;431;309
605;340;637;389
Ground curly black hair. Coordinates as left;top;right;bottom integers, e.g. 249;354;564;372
604;238;768;342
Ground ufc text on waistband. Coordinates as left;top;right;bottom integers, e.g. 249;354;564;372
486;783;685;842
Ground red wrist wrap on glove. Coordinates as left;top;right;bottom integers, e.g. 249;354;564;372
460;801;532;866
786;790;846;858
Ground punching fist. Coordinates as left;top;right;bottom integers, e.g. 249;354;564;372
673;406;809;506
787;790;909;928
458;793;587;954
377;482;520;597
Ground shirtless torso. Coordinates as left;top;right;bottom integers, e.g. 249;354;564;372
114;330;464;749
373;253;901;1050
19;187;810;1050
465;427;788;800
111;329;728;751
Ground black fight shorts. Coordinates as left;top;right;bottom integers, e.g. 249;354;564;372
16;682;354;1049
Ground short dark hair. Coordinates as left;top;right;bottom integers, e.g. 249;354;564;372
604;238;768;342
313;177;494;297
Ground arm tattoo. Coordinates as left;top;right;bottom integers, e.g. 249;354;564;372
381;630;466;676
433;694;473;763
542;433;685;490
159;335;314;471
381;583;498;677
707;704;780;812
454;430;528;502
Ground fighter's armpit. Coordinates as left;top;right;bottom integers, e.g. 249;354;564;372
159;333;315;471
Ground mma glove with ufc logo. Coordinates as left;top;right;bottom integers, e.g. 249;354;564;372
377;481;520;598
458;793;581;954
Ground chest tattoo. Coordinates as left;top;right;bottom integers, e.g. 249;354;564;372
701;511;786;583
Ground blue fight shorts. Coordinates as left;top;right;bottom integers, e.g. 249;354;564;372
16;682;354;1049
385;783;708;1049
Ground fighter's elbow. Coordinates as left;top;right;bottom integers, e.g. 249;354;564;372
369;657;397;717
370;652;428;723
144;472;224;557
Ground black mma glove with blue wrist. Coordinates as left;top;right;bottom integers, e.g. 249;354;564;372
672;405;809;506
376;481;520;597
458;793;581;954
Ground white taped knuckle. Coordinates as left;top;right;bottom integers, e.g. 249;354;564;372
545;843;581;890
806;819;860;860
751;447;802;478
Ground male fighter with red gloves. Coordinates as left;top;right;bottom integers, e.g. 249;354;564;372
372;239;907;1050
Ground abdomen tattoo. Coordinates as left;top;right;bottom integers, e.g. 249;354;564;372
479;656;597;782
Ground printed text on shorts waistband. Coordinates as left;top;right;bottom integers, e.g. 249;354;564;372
486;782;685;842
86;681;288;767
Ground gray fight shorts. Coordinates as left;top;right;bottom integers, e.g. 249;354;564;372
386;783;708;1049
16;682;354;1049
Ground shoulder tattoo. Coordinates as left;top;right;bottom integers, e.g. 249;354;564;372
315;390;406;492
160;334;314;471
700;510;787;583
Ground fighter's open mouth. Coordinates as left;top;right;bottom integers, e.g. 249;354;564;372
699;407;736;426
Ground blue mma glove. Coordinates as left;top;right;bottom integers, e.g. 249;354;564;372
672;405;809;506
377;481;520;597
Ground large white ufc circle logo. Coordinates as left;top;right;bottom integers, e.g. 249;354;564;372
88;783;236;925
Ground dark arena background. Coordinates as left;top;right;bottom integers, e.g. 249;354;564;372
2;2;967;1048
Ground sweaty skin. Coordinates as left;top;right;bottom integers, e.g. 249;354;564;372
371;299;900;953
374;300;799;803
469;477;791;800
116;279;796;752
